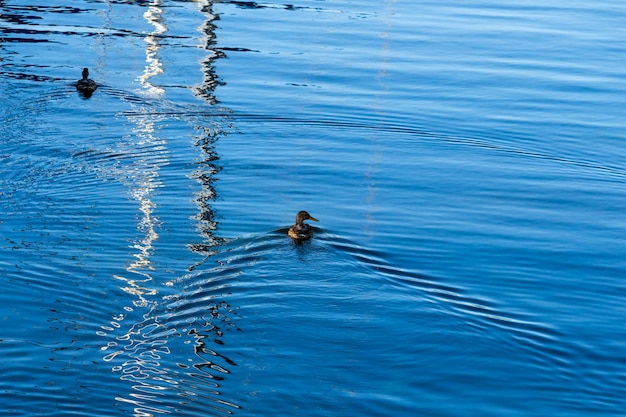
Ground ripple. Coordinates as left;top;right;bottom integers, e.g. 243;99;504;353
99;298;242;416
228;113;626;180
183;229;562;354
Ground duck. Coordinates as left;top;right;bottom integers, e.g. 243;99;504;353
76;67;97;94
288;211;319;240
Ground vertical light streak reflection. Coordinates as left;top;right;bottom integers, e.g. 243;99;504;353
101;1;172;416
99;1;239;415
364;0;395;238
114;0;168;309
113;65;166;309
138;2;166;97
188;3;227;263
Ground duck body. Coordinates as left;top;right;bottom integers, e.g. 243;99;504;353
76;67;97;94
288;210;319;240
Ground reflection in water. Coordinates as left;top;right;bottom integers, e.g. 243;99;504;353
190;5;228;262
194;4;225;105
189;123;225;261
138;3;166;97
97;1;238;415
114;0;166;307
99;1;170;414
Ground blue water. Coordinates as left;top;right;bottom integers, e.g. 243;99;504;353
1;0;625;416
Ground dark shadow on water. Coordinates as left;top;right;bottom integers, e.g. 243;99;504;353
77;89;95;99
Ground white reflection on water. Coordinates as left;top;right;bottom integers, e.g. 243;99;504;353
98;1;240;415
111;0;167;309
99;1;173;415
138;3;166;97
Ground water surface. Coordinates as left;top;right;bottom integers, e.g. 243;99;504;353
1;0;625;416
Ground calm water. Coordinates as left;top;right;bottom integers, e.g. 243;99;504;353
1;0;625;416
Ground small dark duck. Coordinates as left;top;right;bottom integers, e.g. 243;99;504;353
76;68;97;95
288;211;319;240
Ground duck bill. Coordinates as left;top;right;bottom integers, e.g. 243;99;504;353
309;216;319;222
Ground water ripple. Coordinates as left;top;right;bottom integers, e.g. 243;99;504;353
227;113;626;179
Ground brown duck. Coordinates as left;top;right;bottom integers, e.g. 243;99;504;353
288;211;319;240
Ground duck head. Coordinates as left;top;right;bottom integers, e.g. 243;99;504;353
295;210;319;225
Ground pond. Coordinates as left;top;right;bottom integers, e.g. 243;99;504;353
1;0;625;415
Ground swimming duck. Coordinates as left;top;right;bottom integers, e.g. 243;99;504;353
288;211;319;240
76;68;97;94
